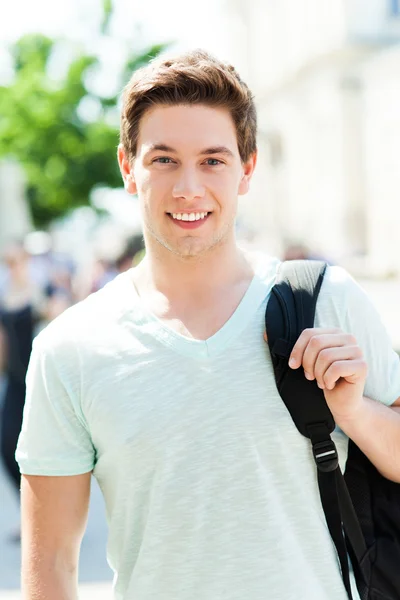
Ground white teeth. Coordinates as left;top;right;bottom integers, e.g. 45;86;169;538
171;212;209;221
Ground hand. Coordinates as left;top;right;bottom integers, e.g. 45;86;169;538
287;328;367;423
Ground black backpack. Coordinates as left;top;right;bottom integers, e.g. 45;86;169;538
265;259;400;600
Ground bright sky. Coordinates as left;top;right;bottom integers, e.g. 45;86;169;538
0;0;234;58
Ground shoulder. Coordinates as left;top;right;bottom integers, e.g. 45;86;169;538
321;264;355;289
245;250;281;282
317;264;368;321
316;264;387;339
318;264;353;308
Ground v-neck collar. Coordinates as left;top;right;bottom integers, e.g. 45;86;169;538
120;254;279;360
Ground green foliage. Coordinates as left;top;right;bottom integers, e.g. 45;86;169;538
101;0;113;34
0;27;168;226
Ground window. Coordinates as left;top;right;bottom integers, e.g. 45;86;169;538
390;0;400;16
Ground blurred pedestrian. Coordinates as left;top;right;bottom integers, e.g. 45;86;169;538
115;234;145;273
0;241;46;541
283;242;311;261
283;241;333;264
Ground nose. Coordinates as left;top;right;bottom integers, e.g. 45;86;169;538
172;167;205;201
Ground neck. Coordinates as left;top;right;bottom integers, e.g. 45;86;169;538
135;237;253;302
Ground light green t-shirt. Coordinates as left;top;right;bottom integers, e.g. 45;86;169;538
16;254;400;600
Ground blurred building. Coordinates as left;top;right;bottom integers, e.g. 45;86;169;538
224;0;400;276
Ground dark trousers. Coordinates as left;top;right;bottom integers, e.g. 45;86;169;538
0;377;25;493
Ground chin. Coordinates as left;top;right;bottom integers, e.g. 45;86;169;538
172;243;210;259
157;236;212;258
148;225;228;259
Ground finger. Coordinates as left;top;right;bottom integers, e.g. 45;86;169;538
289;328;342;369
263;331;268;343
314;345;363;389
323;359;368;391
301;333;357;378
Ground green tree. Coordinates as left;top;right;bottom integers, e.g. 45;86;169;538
0;29;167;226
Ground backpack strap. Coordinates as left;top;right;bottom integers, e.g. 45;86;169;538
265;260;336;441
265;260;368;600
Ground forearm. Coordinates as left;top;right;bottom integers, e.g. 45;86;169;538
22;555;79;600
20;473;91;600
336;397;400;483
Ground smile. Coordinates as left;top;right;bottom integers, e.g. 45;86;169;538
169;212;210;221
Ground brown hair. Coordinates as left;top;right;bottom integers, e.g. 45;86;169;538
120;49;257;163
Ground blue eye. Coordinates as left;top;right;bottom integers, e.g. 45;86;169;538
154;157;173;164
205;158;222;166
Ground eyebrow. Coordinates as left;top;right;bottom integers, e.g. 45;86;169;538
146;144;176;153
200;146;234;157
145;144;234;157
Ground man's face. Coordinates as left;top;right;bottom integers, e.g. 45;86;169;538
119;104;256;259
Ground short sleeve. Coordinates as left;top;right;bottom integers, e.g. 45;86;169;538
316;266;400;407
16;333;95;476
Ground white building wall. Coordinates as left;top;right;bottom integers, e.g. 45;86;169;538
345;0;400;43
362;45;400;276
226;0;400;273
253;68;352;261
245;0;347;92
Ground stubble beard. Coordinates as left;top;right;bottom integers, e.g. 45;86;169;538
145;215;236;261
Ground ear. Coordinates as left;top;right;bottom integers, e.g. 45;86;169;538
238;151;257;196
118;144;137;195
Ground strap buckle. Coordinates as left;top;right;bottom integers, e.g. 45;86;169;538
312;439;339;472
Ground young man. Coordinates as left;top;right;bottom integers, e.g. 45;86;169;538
16;50;400;600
